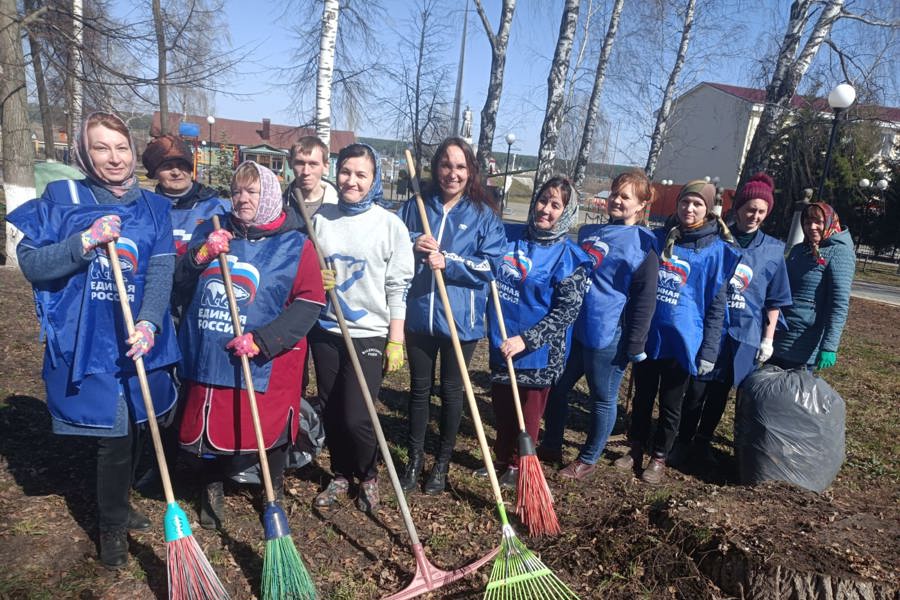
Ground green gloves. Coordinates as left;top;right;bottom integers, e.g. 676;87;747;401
816;350;837;370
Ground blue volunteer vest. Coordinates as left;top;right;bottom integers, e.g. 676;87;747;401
645;229;739;375
726;232;787;348
179;229;304;393
574;223;655;350
171;197;231;256
489;226;587;371
7;179;181;426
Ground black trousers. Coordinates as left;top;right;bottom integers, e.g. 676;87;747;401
310;326;385;482
630;358;691;458
405;332;477;462
679;378;732;445
96;419;142;531
200;444;289;487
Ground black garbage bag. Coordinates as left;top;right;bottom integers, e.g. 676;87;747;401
230;396;326;485
735;364;845;493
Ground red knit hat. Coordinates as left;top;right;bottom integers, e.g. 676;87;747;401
734;173;774;213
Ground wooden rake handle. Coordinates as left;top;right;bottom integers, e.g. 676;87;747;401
292;190;423;546
210;215;276;503
106;241;176;506
404;149;507;509
488;281;527;433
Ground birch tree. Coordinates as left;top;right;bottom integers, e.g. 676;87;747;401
24;0;56;159
1;0;37;266
473;0;516;172
316;0;339;146
534;0;581;194
573;0;625;188
644;0;696;179
738;0;844;186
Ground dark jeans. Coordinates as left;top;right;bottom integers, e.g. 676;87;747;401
96;419;142;530
405;332;477;462
543;333;628;464
630;358;691;458
310;326;385;482
491;383;550;466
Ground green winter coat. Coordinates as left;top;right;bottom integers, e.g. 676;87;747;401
773;229;856;366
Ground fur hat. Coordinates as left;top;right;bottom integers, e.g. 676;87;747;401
142;134;194;178
734;172;774;213
677;179;716;213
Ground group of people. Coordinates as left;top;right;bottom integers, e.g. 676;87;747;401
8;111;856;571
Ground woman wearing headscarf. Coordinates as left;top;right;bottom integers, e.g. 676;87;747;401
485;176;592;487
6;112;181;569
540;170;659;480
771;202;855;370
310;143;415;512
174;161;325;530
615;180;739;484
673;173;792;468
396;138;507;495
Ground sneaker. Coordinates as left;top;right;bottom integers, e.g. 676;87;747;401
498;466;519;488
314;477;349;508
558;459;597;481
98;527;128;569
126;509;151;532
356;478;379;512
641;457;666;484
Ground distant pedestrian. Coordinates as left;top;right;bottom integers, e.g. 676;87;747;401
396;138;506;495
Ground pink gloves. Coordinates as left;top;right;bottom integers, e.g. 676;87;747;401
226;333;260;358
194;229;234;265
81;215;121;252
126;320;156;360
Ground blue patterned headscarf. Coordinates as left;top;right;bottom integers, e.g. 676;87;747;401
527;176;579;242
337;143;383;215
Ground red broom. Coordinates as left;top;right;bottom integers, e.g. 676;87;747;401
107;240;230;599
489;280;561;537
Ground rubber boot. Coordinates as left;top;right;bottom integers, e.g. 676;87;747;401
423;458;450;495
399;449;424;493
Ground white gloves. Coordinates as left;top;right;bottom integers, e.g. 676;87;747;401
697;360;715;376
756;338;774;363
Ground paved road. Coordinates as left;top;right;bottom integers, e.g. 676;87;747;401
851;280;900;307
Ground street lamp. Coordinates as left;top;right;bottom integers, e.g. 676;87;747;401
503;132;515;213
857;177;889;272
816;83;856;201
206;115;215;185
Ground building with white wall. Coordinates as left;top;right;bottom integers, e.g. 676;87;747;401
654;82;900;188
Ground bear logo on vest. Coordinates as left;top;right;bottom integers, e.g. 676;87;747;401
196;256;259;333
580;237;609;270
500;250;533;281
728;263;753;310
89;237;139;302
657;254;691;305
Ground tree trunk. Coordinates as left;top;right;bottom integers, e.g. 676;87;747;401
474;0;516;172
534;0;581;195
316;0;340;147
644;0;696;180
738;0;844;188
1;0;37;267
24;0;55;160
573;0;625;189
152;0;169;135
69;0;83;156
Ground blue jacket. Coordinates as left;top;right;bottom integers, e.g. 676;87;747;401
773;229;855;366
398;194;507;341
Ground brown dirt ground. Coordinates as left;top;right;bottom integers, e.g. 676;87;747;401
0;265;897;599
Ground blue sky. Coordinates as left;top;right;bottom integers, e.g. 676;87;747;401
207;1;898;162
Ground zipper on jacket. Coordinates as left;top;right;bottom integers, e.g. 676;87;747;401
428;206;451;336
470;289;475;330
197;386;214;457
